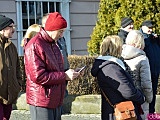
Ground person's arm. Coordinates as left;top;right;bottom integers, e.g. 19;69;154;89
140;56;153;103
16;53;23;87
104;64;145;104
63;37;70;70
57;37;70;71
10;42;23;87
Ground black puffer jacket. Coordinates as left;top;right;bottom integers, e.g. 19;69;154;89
140;29;160;76
118;29;129;43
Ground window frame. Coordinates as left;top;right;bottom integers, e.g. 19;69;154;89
16;0;71;55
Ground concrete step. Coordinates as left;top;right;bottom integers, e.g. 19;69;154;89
10;110;101;120
70;95;101;114
10;93;160;120
12;93;101;114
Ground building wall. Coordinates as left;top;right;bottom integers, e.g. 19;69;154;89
0;0;18;46
70;0;99;55
0;0;99;55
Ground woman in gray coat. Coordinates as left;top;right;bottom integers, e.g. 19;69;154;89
122;30;153;120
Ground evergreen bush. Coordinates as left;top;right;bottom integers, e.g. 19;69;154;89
87;0;160;55
19;56;160;95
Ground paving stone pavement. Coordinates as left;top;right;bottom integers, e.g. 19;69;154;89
10;110;101;120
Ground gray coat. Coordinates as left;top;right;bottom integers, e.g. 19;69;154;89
122;44;153;103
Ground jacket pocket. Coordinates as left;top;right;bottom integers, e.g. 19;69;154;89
44;85;58;98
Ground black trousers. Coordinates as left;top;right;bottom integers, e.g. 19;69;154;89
149;74;159;113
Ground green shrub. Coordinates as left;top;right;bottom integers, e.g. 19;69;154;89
19;55;160;95
19;55;100;95
67;55;100;95
87;0;160;55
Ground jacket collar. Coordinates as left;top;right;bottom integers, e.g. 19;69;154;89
40;27;55;43
139;28;151;38
122;44;145;59
0;34;11;48
97;55;126;70
119;29;129;35
0;33;8;43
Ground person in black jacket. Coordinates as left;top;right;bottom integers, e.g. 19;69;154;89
140;20;160;113
91;35;145;120
118;17;134;43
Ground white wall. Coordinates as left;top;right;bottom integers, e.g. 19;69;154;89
70;0;99;55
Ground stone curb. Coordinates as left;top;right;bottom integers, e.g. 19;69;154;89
10;94;160;120
10;110;101;120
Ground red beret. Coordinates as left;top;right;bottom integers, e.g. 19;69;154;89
44;12;67;31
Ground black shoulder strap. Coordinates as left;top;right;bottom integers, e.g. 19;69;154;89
100;88;115;108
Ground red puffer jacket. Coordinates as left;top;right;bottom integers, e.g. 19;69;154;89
24;28;66;109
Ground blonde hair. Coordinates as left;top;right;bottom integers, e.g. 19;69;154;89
125;30;145;49
21;24;41;47
100;35;123;58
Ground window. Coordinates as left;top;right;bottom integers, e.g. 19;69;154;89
16;0;71;55
22;1;60;29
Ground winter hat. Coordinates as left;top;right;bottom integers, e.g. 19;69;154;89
44;12;67;31
0;15;14;31
121;17;134;28
141;20;154;27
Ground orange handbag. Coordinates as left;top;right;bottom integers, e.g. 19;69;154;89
101;89;137;120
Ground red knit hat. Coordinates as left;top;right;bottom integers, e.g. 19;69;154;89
44;12;67;31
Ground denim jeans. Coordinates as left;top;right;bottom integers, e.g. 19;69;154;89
0;103;12;120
